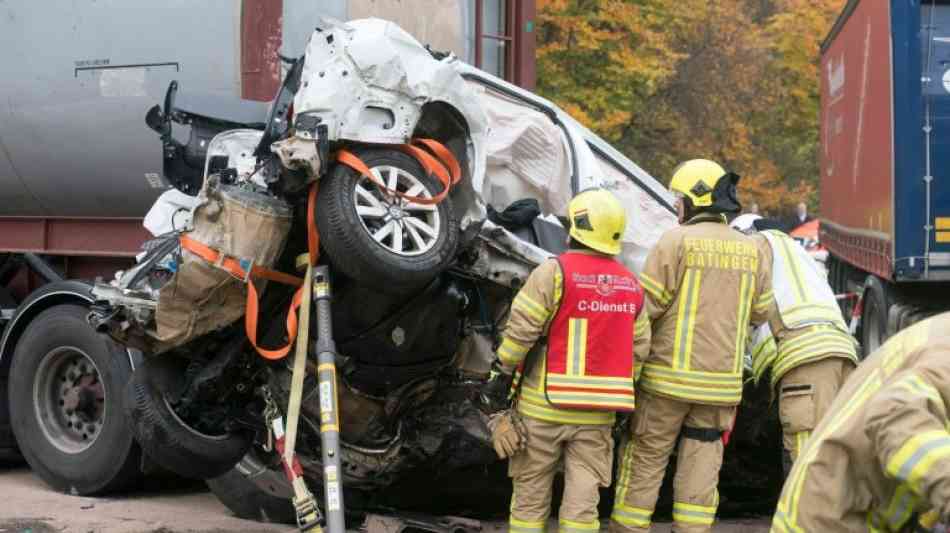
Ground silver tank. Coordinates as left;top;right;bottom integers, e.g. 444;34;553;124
0;0;475;217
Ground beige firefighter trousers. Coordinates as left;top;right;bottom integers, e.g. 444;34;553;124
508;416;614;533
610;391;735;533
778;356;855;463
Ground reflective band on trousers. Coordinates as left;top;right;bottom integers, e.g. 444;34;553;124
558;518;600;533
673;499;717;526
510;517;546;533
612;505;653;528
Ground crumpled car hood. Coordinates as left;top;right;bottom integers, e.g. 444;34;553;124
291;17;676;273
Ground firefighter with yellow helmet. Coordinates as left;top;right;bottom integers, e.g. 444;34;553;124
484;188;651;533
610;160;774;533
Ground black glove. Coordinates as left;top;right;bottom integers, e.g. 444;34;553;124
481;361;514;412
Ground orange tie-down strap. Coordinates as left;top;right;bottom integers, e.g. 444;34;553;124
179;183;318;361
336;138;462;205
178;138;460;360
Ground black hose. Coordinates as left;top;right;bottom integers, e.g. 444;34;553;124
23;253;63;283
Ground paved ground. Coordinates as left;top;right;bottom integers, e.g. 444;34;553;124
0;466;770;533
0;467;285;533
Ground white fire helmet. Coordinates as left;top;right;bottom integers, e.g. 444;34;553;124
730;213;762;234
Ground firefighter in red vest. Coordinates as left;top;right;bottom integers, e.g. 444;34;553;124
485;188;651;533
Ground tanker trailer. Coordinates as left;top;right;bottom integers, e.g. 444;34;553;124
0;0;533;495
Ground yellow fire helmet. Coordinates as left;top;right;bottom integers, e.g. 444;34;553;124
669;159;728;207
567;188;626;255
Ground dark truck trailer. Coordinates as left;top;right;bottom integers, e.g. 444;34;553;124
820;0;950;352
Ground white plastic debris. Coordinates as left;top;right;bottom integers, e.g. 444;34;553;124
143;189;199;237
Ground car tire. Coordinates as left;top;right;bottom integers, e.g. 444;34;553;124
206;452;296;524
317;147;460;294
125;358;250;480
860;275;893;359
8;304;142;494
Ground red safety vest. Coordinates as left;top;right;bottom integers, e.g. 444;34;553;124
543;252;643;412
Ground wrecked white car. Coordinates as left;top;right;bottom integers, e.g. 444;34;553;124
90;17;684;526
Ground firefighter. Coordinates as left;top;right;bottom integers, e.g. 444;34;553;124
772;313;950;532
731;215;858;469
610;159;773;533
484;188;651;533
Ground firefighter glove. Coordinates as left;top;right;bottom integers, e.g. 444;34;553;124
488;410;527;459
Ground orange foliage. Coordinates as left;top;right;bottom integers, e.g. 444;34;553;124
536;0;847;216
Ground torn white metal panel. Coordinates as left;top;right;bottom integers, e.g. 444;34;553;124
464;220;552;288
294;20;487;157
203;129;267;188
293;18;488;220
143;189;199;237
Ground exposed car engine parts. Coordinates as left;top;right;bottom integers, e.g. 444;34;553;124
87;16;681;531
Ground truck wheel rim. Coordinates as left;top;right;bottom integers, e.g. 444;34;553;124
33;347;106;454
353;165;441;257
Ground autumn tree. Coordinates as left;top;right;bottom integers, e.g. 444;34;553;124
536;0;845;215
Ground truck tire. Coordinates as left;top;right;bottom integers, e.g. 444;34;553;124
317;147;460;294
125;358;250;479
8;304;142;494
206;452;295;524
860;275;893;358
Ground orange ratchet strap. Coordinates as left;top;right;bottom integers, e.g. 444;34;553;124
179;181;320;361
180;138;458;361
336;138;461;205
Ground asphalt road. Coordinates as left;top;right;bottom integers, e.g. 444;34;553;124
0;465;770;533
0;467;286;533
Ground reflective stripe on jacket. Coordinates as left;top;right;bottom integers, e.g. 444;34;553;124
772;313;950;533
637;214;773;406
749;234;858;388
497;251;652;425
761;230;845;329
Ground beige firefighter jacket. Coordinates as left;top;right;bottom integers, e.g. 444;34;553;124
497;250;651;425
773;312;950;533
749;234;858;389
637;213;772;406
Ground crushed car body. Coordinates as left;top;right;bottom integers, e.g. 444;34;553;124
89;16;686;523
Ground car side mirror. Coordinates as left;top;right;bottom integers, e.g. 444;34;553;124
145;81;179;137
145;105;168;136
